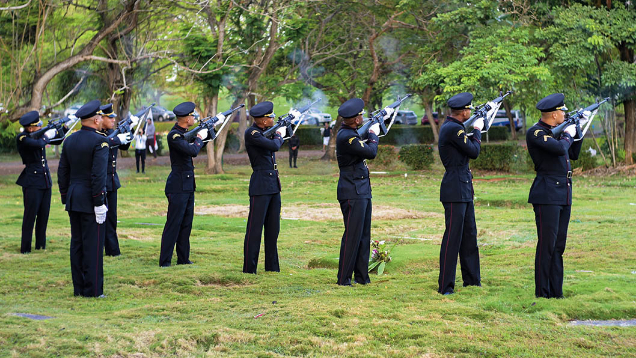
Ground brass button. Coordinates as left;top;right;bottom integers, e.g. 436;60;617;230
556;181;559;185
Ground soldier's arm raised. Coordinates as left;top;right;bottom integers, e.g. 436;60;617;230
527;128;572;156
168;132;204;157
346;133;379;159
19;133;50;148
451;127;481;159
246;130;284;152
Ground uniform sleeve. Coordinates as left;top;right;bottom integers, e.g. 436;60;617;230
168;132;204;157
91;139;109;206
526;128;572;156
48;126;69;146
58;143;70;204
19;133;50;148
108;134;131;151
569;137;583;160
344;132;379;159
245;130;284;152
450;127;481;159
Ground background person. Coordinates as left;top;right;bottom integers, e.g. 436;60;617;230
134;128;147;173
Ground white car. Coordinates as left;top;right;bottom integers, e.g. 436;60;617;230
64;104;82;118
298;108;332;126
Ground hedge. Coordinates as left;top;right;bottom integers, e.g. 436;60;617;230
471;142;530;172
398;144;435;170
368;145;397;168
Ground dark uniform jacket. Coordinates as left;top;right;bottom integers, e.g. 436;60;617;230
58;126;109;213
16;133;53;189
245;125;284;196
104;129;131;192
527;120;582;206
288;136;300;150
165;124;205;194
336;124;379;201
438;116;481;203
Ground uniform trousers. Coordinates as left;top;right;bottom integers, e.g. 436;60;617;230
438;201;480;294
104;190;120;256
289;149;298;167
69;211;105;297
243;193;281;273
21;187;51;253
533;204;571;298
159;192;194;266
337;198;372;286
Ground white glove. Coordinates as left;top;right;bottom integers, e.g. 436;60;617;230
276;126;287;137
564;124;577;137
214;113;226;126
473;117;485;131
369;123;381;134
382;107;395;120
94;205;108;224
197;128;209;140
117;133;131;145
580;110;592;125
130;115;140;128
289;109;301;119
44;128;57;139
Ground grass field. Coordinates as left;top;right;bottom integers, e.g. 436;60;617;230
0;156;635;357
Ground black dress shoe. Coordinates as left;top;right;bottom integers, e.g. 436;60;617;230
177;260;193;265
442;291;454;295
160;264;171;267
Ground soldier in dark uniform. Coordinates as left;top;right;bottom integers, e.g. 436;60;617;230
335;98;390;286
288;133;299;168
99;103;133;256
527;93;582;298
58;100;109;297
243;101;289;274
437;92;484;295
159;102;207;267
16;111;65;253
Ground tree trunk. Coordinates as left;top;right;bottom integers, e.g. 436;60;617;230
624;99;635;165
503;101;517;140
423;99;439;143
205;94;219;173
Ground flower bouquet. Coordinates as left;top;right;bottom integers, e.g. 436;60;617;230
368;240;394;275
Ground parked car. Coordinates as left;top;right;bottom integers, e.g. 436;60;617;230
491;110;522;131
393;110;418;125
148;105;176;122
298;108;332;126
64;104;82;118
421;112;440;125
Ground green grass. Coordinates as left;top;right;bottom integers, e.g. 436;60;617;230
1;156;635;357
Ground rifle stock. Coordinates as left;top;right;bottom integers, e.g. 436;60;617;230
263;98;322;139
29;116;72;139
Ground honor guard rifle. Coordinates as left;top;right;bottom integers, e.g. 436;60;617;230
464;90;513;135
263;98;322;140
551;97;610;141
184;104;245;143
107;103;156;143
29;116;73;140
358;94;412;141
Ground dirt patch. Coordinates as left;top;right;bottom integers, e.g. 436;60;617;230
195;203;438;221
579;164;636;176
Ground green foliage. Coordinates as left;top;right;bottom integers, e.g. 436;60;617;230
294;126;322;146
398;144;434;170
485;127;511;141
368;145;397;169
472;142;529;172
382;125;434;145
571;146;597;171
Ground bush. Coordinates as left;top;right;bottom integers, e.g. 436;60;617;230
0;121;21;153
382;125;434;144
472;142;529;172
398;144;434;170
571;147;597;171
368;145;397;169
294;126;322;146
484;126;510;141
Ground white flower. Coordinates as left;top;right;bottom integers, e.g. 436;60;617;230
379;240;385;245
